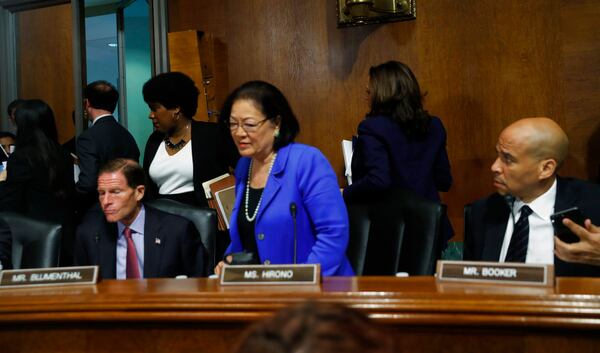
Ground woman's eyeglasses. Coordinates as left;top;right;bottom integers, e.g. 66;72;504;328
228;119;268;133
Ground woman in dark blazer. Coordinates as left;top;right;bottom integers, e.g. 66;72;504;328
0;99;75;264
142;72;239;207
343;61;454;242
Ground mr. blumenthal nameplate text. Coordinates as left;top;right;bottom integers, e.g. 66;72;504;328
221;264;320;285
0;266;99;288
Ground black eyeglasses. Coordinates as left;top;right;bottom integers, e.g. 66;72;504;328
228;118;269;133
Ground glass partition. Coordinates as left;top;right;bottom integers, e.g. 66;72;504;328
83;0;153;156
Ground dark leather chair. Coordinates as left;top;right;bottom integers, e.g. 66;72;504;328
146;199;218;273
346;189;446;276
0;212;62;269
462;203;473;260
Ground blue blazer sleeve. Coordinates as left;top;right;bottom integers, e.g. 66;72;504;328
296;146;350;275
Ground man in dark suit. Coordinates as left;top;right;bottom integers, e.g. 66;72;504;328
74;159;205;279
464;117;600;277
76;81;140;213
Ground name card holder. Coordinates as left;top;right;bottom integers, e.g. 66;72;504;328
0;266;99;289
436;260;554;287
220;264;320;285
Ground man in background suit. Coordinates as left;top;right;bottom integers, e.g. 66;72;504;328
76;81;140;214
5;98;24;133
464;117;600;276
0;131;15;156
74;158;205;279
0;131;15;169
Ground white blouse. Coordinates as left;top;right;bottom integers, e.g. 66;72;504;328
148;140;195;195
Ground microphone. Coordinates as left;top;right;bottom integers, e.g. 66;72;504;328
290;202;297;264
503;193;515;208
503;193;516;228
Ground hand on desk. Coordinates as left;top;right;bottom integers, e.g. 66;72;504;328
214;255;233;276
555;218;600;266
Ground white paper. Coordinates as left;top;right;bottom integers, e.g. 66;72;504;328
214;185;236;229
342;139;353;185
201;173;230;199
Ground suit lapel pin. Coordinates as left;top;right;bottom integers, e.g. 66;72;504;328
155;237;161;245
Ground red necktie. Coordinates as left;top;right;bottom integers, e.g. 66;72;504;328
124;227;141;279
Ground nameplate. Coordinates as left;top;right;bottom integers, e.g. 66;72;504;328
436;260;554;286
220;264;320;285
0;266;99;289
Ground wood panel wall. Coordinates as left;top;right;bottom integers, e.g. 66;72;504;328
168;0;600;240
17;3;74;144
167;30;210;121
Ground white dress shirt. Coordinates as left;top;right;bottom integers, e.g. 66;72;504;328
499;179;557;264
91;113;114;126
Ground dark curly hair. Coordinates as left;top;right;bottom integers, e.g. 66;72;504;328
142;72;199;119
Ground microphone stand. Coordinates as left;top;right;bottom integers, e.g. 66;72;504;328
290;203;297;264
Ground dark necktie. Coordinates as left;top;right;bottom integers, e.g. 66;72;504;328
124;227;141;279
505;205;533;263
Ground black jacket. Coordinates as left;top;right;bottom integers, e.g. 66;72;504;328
464;177;600;277
143;120;239;207
76;116;140;211
74;205;206;278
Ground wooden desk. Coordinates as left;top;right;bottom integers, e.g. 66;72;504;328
1;276;599;353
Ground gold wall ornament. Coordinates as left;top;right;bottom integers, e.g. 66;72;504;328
337;0;416;27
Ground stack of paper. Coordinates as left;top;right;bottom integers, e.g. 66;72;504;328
342;139;353;186
202;174;236;230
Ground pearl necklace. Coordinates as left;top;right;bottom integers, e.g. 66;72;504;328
245;153;277;222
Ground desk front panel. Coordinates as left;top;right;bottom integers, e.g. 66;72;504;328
1;277;599;352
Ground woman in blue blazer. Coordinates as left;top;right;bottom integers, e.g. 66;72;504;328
215;81;353;276
343;61;454;242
